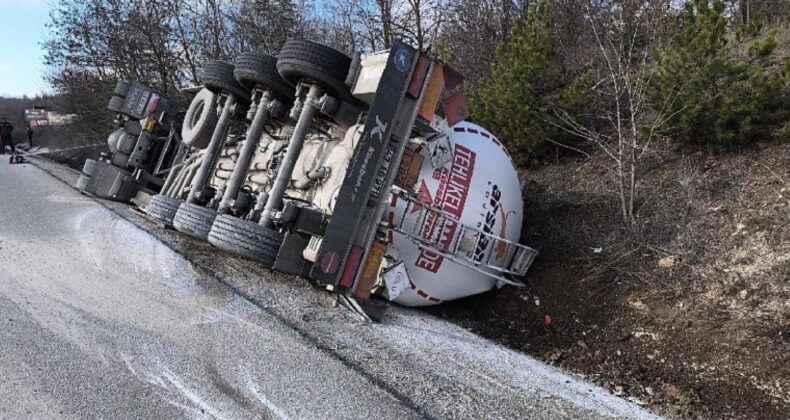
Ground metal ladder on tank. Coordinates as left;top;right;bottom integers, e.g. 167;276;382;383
389;186;538;287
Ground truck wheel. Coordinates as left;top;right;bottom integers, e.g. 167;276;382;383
173;203;218;240
234;52;294;102
201;61;251;102
145;194;182;225
208;214;283;266
276;40;354;101
181;88;218;149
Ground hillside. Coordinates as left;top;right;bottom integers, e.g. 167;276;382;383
430;141;789;418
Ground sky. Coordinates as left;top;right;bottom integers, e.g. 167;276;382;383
0;0;52;97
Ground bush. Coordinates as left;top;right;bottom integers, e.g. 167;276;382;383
470;2;591;166
652;0;790;147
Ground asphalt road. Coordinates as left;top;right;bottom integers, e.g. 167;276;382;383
0;157;658;419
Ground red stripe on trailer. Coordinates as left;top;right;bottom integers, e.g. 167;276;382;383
480;131;490;138
339;246;363;288
407;55;430;99
407;281;442;303
454;127;465;133
414;286;443;303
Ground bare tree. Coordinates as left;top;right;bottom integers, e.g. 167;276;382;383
438;0;532;90
554;0;682;225
328;0;447;53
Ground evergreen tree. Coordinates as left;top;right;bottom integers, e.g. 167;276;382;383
652;0;790;147
471;2;591;165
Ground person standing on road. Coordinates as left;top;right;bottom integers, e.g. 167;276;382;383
26;124;33;148
0;117;14;154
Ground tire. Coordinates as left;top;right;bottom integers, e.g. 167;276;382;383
234;52;294;102
208;214;283;266
201;61;251;101
181;88;219;149
276;40;354;101
173;203;218;240
108;95;125;112
145;194;182;225
113;80;131;97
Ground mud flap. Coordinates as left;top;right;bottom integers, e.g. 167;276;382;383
273;232;313;279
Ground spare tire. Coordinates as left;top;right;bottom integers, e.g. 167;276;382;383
234;52;294;102
208;214;283;266
173;203;218;241
181;88;219;149
201;61;251;101
276;40;354;101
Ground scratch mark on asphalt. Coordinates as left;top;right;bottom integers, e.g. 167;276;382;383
244;369;291;420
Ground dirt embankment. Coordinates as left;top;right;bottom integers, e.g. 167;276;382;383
430;141;789;419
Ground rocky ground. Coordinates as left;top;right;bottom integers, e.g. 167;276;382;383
429;141;789;419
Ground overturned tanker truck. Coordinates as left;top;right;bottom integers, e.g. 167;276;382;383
139;39;537;320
